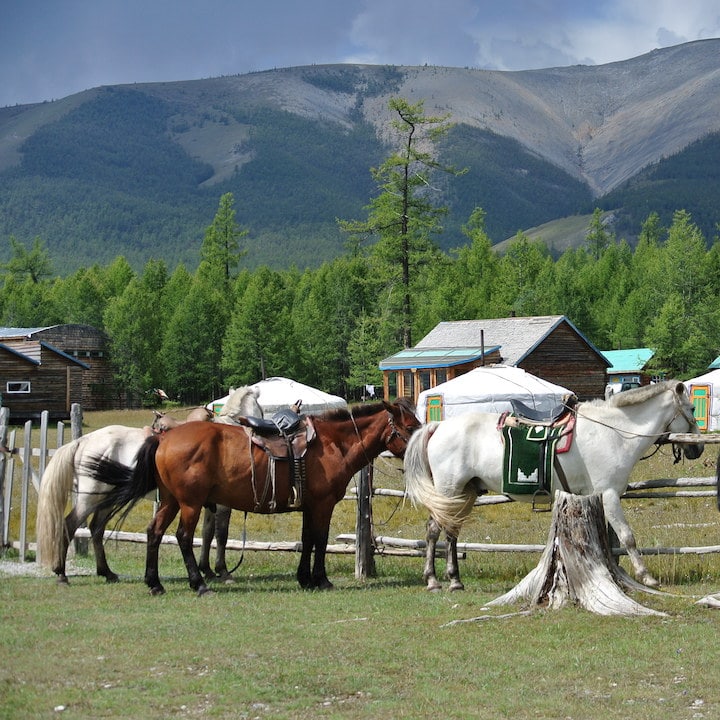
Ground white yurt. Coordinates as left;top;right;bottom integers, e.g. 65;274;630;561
209;377;347;416
416;365;573;422
685;369;720;431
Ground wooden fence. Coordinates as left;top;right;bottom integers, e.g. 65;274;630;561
1;412;719;578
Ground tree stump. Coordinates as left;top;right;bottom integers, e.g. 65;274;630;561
488;491;665;616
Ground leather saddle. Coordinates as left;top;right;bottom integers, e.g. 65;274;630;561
507;394;577;426
238;403;315;509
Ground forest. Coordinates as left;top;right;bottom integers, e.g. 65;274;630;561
2;97;719;405
1;198;718;406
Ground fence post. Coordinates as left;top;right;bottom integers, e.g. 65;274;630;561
19;420;32;562
0;407;8;554
70;403;88;556
355;464;376;580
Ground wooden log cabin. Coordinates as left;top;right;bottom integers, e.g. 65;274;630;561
379;315;609;405
0;325;117;418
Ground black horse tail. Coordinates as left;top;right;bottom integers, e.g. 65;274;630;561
84;434;161;526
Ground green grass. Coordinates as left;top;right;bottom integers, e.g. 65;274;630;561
2;409;720;718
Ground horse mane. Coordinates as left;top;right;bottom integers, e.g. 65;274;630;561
605;379;677;408
314;397;415;422
218;386;261;418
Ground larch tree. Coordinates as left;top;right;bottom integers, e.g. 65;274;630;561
340;97;464;348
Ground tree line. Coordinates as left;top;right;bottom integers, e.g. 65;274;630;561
2;99;719;405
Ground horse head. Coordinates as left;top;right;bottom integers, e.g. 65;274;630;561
381;398;421;458
667;381;704;460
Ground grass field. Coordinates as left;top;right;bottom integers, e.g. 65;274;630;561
2;408;720;719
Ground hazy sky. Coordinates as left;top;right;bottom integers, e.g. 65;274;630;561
2;0;719;107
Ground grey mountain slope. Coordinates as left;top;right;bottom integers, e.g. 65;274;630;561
1;39;719;199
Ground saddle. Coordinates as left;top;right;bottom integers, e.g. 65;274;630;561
239;402;315;510
498;394;577;509
506;394;577;426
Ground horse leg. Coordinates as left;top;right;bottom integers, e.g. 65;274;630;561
54;510;81;584
423;516;443;591
89;508;119;583
602;488;659;587
298;506;334;590
175;505;209;596
297;510;315;589
211;506;234;583
198;507;216;581
445;530;465;591
145;498;180;596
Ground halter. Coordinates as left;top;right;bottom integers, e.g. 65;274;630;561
383;409;415;448
349;404;416;466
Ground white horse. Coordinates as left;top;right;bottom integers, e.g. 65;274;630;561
36;386;262;584
404;380;703;591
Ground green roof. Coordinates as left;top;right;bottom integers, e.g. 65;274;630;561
379;346;501;370
602;348;654;372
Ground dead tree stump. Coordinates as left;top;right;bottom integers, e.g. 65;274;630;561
488;491;665;616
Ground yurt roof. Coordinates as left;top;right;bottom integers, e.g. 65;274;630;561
416;365;572;420
210;377;347;416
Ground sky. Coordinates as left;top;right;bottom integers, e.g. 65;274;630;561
2;0;720;108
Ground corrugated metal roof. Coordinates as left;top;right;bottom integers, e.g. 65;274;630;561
379;346;501;370
414;315;607;366
602;348;654;372
0;327;51;339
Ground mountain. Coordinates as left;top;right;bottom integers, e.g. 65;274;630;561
1;39;719;274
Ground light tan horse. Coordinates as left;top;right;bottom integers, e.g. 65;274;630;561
36;387;261;584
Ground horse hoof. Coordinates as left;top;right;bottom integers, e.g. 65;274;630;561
149;586;165;596
197;585;214;597
448;580;465;592
104;574;120;584
56;575;69;585
642;575;661;588
426;580;442;592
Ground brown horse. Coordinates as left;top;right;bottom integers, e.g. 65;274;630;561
85;399;419;595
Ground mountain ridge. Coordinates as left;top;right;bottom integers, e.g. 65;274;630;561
1;39;719;273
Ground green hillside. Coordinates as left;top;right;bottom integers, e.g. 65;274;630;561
0;85;596;274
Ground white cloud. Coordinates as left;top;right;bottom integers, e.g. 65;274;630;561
0;0;719;107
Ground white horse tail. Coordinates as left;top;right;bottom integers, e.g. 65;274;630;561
36;439;79;569
404;423;476;534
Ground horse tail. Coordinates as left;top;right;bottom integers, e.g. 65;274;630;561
403;423;476;534
36;440;80;570
85;434;161;525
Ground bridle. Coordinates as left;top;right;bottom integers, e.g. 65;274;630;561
349;404;418;465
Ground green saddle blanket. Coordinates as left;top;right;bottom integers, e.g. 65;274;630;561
501;422;566;495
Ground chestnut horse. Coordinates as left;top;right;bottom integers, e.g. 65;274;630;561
84;399;419;595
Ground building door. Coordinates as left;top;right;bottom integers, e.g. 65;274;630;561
689;384;710;431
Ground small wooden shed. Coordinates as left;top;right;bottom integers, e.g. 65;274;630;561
0;341;89;421
0;325;116;412
380;315;609;404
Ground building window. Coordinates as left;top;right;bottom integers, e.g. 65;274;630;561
402;371;414;399
7;381;31;394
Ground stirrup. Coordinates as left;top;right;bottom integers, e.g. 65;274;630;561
287;485;302;509
532;488;552;512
